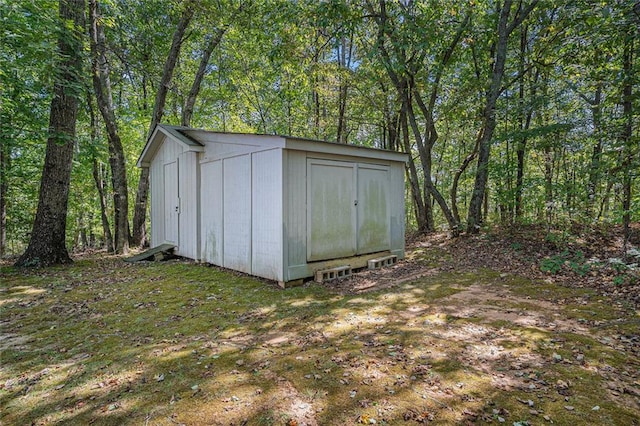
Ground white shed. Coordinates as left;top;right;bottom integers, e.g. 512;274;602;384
137;125;408;286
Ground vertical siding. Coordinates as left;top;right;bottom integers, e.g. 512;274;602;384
251;149;283;281
177;151;199;259
285;151;307;277
223;154;252;273
150;150;164;247
389;163;405;257
356;164;390;254
200;160;223;265
163;161;179;244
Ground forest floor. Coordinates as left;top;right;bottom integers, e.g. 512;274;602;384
1;224;638;425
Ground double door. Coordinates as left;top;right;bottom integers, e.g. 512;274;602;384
307;159;390;262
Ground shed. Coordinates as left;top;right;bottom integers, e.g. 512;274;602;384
137;125;408;286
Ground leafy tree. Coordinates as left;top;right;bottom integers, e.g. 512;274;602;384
15;0;85;267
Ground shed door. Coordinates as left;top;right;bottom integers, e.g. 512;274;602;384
357;164;390;254
164;161;179;245
307;159;357;261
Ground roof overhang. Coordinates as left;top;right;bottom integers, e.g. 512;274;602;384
284;137;408;163
136;124;205;168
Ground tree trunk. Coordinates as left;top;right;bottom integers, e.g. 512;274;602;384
585;84;603;218
86;89;114;252
182;27;226;127
451;131;481;225
0;133;7;257
131;2;195;248
336;34;353;144
544;144;554;225
467;0;538;232
515;29;539;220
15;0;85;267
93;159;114;252
621;22;634;251
89;0;129;254
400;110;428;233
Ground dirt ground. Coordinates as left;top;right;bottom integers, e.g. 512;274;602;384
1;224;639;425
326;224;640;307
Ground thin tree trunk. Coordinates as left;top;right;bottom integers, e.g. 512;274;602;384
89;0;129;254
400;110;427;233
182;27;226;127
544;144;554;225
451;131;481;225
467;0;538;232
15;0;85;267
0;134;7;257
93;159;114;252
515;27;536;220
621;22;634;251
86;90;114;252
336;34;353;143
585;84;603;218
131;2;195;248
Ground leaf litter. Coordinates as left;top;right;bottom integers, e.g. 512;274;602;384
1;225;639;425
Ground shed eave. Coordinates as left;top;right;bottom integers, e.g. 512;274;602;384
136;124;204;168
284;137;408;163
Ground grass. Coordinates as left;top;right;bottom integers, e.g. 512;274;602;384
1;253;639;425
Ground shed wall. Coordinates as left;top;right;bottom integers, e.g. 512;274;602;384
284;150;405;282
223;154;252;273
284;150;308;281
198;145;285;282
389;162;405;255
251;149;283;281
200;160;223;265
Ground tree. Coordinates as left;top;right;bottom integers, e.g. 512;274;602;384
622;2;638;250
467;0;538;232
130;0;195;248
370;0;470;235
89;0;130;254
15;0;85;267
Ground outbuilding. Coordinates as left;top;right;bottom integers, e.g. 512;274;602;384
137;125;407;286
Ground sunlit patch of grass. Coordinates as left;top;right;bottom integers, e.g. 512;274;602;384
2;254;638;425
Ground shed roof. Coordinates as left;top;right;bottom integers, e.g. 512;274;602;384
137;124;408;167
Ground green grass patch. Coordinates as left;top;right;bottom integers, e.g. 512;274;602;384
1;254;638;425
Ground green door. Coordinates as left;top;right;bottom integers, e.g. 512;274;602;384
307;159;356;261
356;164;390;254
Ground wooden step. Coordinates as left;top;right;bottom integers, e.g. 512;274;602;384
124;243;176;262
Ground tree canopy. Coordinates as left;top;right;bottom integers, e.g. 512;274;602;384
1;0;638;258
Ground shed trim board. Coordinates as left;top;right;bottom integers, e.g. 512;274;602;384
140;124;407;285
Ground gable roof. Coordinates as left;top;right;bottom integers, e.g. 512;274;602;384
137;125;205;167
137;124;407;167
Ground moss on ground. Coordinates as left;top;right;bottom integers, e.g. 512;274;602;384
1;254;638;425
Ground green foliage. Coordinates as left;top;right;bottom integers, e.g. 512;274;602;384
540;253;566;274
2;0;638;254
540;250;591;276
